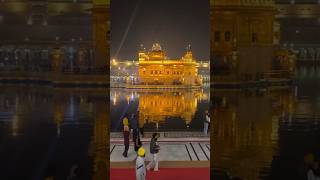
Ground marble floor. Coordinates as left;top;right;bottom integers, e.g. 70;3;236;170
110;142;210;162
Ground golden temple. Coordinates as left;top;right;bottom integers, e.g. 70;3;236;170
138;43;202;86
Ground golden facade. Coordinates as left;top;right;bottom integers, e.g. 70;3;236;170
93;0;109;71
211;0;277;80
92;1;109;179
138;43;201;86
211;0;276;54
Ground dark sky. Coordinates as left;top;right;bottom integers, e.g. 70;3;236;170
111;0;210;61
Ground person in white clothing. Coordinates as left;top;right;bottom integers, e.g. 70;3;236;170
203;110;210;135
147;133;160;171
136;147;146;180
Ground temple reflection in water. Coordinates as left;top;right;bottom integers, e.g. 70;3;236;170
0;0;109;179
0;87;108;179
212;88;295;179
110;89;209;132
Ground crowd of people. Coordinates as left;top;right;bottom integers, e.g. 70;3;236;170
122;112;143;157
121;110;210;180
121;112;160;180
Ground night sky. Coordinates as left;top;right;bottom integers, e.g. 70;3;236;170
111;0;210;61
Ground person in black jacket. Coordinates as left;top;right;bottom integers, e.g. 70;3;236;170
130;113;142;152
147;133;160;171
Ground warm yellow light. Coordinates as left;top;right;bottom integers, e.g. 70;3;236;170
112;59;118;66
136;43;202;86
113;96;117;105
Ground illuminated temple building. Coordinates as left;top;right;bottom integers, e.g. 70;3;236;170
210;0;279;80
138;43;201;86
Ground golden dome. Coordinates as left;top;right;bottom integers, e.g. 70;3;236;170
149;43;165;60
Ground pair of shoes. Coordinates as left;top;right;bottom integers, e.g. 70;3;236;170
122;152;128;158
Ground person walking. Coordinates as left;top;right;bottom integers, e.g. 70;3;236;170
123;116;130;157
130;113;141;152
147;133;160;171
134;132;142;152
136;111;145;137
136;147;146;180
203;110;210;135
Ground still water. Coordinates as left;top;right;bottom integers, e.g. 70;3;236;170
213;67;320;180
110;88;210;132
0;87;107;179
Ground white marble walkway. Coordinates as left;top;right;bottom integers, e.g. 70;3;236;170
110;142;210;162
